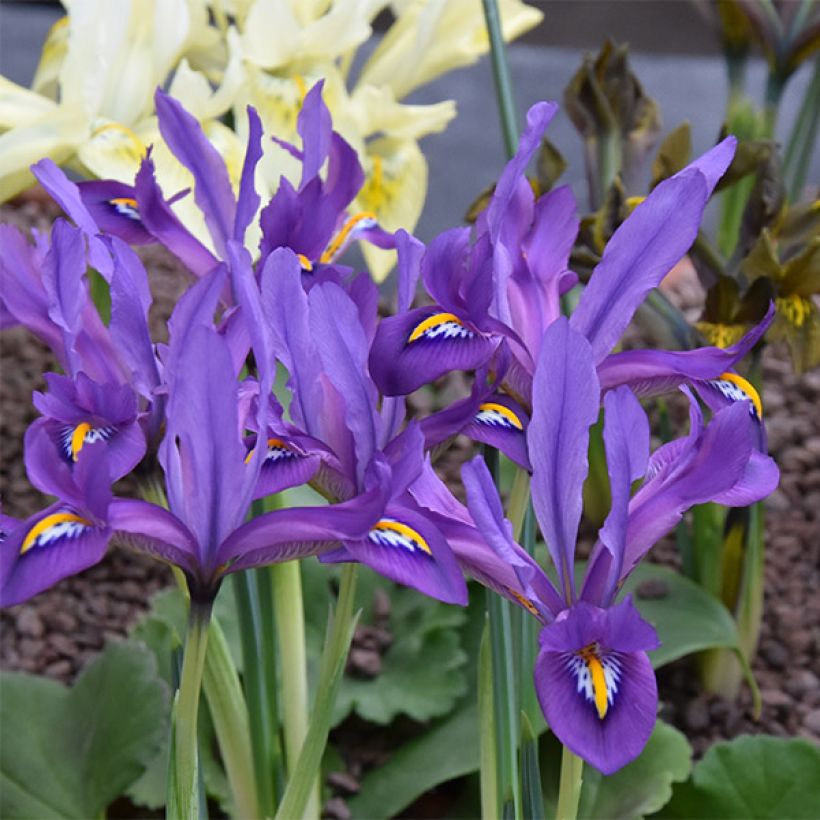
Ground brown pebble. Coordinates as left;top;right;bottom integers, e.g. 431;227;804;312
327;771;360;795
761;688;791;710
18;638;40;659
373;587;391;621
347;647;382;678
43;660;72;680
16;608;44;638
49;634;77;656
684;697;710;732
323;797;351;820
42;610;79;632
635;578;669;600
760;640;789;669
803;709;820;735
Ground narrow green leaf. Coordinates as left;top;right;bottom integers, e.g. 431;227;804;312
480;620;498;820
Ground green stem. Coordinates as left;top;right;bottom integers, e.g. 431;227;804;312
232;571;280;817
783;56;820;200
481;0;520;159
763;71;785;137
275;564;359;820
271;560;320;818
171;597;213;820
507;468;531;540
555;745;584;820
203;617;260;820
479;620;498;820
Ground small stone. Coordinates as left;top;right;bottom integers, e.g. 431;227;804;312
761;688;791;710
760;640;789;669
18;638;40;659
803;709;820;735
323;797;351;820
327;771;360;795
684;697;710;732
785;670;819;699
49;634;78;655
44;659;72;679
347;647;382;678
764;489;791;513
635;578;670;600
16;608;44;638
43;610;78;632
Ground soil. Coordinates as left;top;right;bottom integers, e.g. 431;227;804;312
1;198;818;816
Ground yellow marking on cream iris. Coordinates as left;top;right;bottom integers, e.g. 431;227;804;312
717;372;763;419
579;644;609;719
777;294;811;328
21;512;91;555
372;519;432;555
70;422;92;461
477;402;524;431
320;211;378;263
407;312;465;343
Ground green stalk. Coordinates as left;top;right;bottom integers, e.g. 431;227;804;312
762;70;785;137
170;597;213;820
506;468;530;539
271;560;320;818
555;746;584;820
275;565;359;820
232;570;280;816
783;56;820;200
479;620;498;819
481;0;520;158
519;503;540;724
203;617;260;820
520;713;545;820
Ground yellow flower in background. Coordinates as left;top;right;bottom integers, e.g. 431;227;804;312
1;0;543;280
0;0;219;200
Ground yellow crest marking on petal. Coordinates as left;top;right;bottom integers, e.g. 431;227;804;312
320;211;378;263
297;253;313;271
21;512;92;555
293;74;308;102
579;644;609;720
776;294;811;328
407;312;465;343
716;372;763;419
371;519;431;555
70;422;92;462
508;587;539;616
476;402;524;431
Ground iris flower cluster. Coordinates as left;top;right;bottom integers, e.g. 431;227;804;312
0;84;777;774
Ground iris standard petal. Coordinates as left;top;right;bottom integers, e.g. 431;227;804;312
155;89;236;258
571;160;726;363
234;106;264;244
529;318;600;601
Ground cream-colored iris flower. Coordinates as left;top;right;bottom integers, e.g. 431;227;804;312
228;0;542;280
1;0;542;279
0;0;218;200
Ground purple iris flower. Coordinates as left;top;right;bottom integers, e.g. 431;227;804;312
369;102;773;467
455;317;778;773
244;242;466;605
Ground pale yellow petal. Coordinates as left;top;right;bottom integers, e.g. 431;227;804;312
76;119;148;182
0;77;58;129
355;137;427;282
349;84;456;140
361;0;542;98
0;107;88;201
32;16;70;98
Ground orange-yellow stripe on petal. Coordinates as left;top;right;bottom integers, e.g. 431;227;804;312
70;422;92;461
476;402;524;431
716;372;763;419
407;312;465;343
370;519;432;555
320;211;378;263
21;512;92;554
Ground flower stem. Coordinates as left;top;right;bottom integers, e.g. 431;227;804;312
555;745;584;820
271;560;320;818
481;0;519;159
171;597;212;820
275;564;359;820
203;614;260;820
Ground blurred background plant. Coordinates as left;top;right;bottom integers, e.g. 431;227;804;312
0;0;542;280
